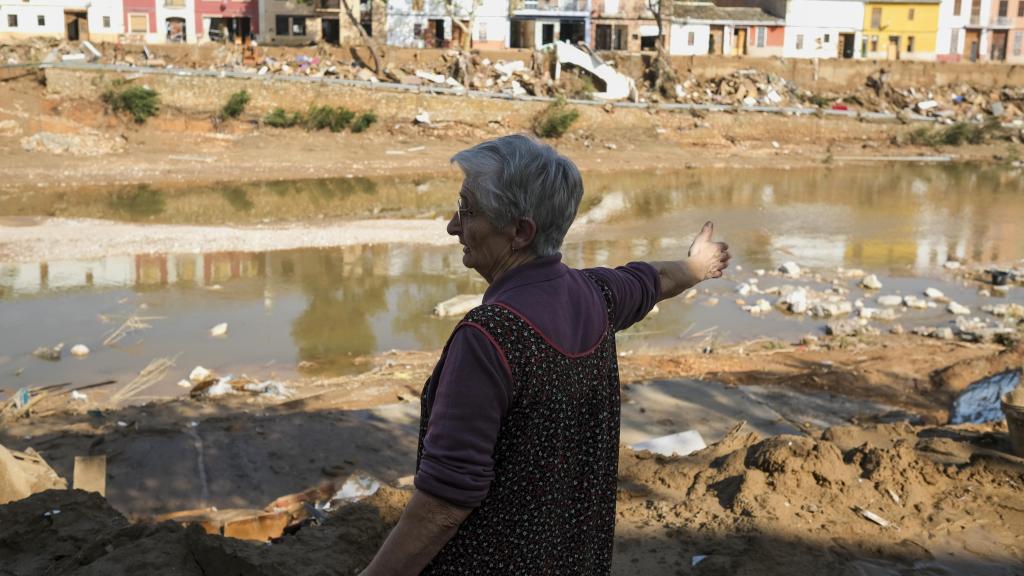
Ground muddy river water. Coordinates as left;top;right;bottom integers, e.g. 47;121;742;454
2;164;1023;400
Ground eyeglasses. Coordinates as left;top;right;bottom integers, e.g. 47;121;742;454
455;196;474;224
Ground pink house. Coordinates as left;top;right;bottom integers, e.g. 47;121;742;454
195;0;259;42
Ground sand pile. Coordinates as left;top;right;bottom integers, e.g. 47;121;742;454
0;486;409;576
615;422;1023;574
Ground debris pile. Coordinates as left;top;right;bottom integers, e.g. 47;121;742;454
184;365;293;400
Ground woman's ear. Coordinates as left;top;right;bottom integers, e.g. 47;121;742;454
512;217;538;252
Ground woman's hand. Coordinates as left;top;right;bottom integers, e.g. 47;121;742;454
652;221;730;301
686;221;730;281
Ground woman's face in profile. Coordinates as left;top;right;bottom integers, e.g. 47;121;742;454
447;183;514;282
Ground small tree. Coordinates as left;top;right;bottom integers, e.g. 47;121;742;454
646;0;678;96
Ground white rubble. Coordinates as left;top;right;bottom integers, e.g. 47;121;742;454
778;262;801;278
924;287;945;300
947;302;971;315
860;274;883;290
70;344;90;357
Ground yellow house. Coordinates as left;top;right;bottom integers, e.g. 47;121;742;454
862;0;940;60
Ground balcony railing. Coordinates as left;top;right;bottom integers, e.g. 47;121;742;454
519;0;587;12
994;16;1012;27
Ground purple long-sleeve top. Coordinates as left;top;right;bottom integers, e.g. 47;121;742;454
415;254;661;508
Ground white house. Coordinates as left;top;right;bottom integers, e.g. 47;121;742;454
783;0;864;59
936;0;992;60
0;0;124;42
387;0;508;49
669;22;711;55
669;3;784;56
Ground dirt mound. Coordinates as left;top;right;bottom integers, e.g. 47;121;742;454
616;423;1024;575
0;486;409;576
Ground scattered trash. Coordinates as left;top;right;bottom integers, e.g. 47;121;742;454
13;388;30;410
854;506;891;528
70;344;90;358
69;391;88;402
414;110;431;125
189;366;216;385
692;555;708;567
209;323;228;337
630;430;707;457
860;274;883;290
950;369;1020;424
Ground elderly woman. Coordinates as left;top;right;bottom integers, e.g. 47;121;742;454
361;135;729;575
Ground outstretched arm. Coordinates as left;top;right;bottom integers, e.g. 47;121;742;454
651;221;731;301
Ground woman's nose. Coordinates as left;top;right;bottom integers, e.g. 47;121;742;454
447;211;461;236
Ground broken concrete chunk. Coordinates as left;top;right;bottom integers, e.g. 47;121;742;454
778;261;801;278
947;302;971;316
209;323;228;337
860;274;882;290
70;344;90;357
189;366;217;385
877;295;903;307
924;287;945;300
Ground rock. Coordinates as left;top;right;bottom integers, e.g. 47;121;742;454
20;131;126;157
924;287;945;300
414;111;431;125
736;283;753;296
826;318;862;337
209;323;228;337
992;285;1010;296
812;301;853;318
32;343;64;361
859;307;900;321
982;303;1024;318
978;289;991;297
355;68;378;83
778;262;801;278
877;294;903;307
860;274;883;290
703;297;719;306
943;260;962;270
779;288;808;314
433;294;483;317
801;335;819;345
189;366;216;385
903;296;928;310
947;302;971;315
743;299;772;315
936;327;955;340
890;324;905;335
70;344;90;357
754;269;765;277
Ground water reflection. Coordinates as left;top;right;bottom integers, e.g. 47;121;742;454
2;165;1024;388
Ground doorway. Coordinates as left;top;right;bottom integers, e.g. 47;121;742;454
964;29;980;61
541;23;555;45
166;17;186;42
322;18;339;44
840;33;855;58
559;19;584;44
990;30;1008;60
887;35;900;59
64;11;89;41
733;27;747;55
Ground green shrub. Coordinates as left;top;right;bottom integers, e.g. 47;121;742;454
264;107;303;128
306;105;355;132
102;85;160;124
351;112;378;133
220;90;251;120
908;120;1004;147
533;98;579;139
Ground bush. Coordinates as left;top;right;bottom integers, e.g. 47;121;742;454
220;90;251;120
102;85;160;124
306;105;355;132
908;120;1003;147
264;107;303;128
533;98;579;139
351;112;378;133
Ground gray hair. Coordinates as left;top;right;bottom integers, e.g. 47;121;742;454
451;135;584;257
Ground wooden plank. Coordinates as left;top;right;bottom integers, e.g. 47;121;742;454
73;455;107;496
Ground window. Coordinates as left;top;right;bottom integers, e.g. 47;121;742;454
478;21;486;41
129;14;148;33
413;22;423;37
275;15;305;35
870;36;878;51
275;15;288;34
1019;0;1024;16
37;15;45;26
1014;31;1023;55
756;26;765;48
871;7;882;28
7;14;17;27
954;0;961;14
824;33;830;42
290;17;306;35
596;24;611;49
796;33;804;50
907;35;915;52
688;30;695;46
103;15;111;27
166;0;185;7
998;0;1008;16
908;8;914;19
950;29;959;53
412;0;424;11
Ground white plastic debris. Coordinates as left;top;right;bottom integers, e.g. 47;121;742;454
204;381;235;398
778;261;801;278
924;287;945;299
413;110;431;125
433;294;483;317
947;302;971;315
70;344;90;357
855;507;891;528
692;555;707;567
242;380;293;399
209;323;228;337
332;474;381;503
177;379;192;388
189;366;215;385
70;390;88;402
630;430;706;457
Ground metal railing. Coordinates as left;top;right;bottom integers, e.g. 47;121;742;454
519;0;587;11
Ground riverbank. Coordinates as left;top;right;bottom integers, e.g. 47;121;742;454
1;71;1021;195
